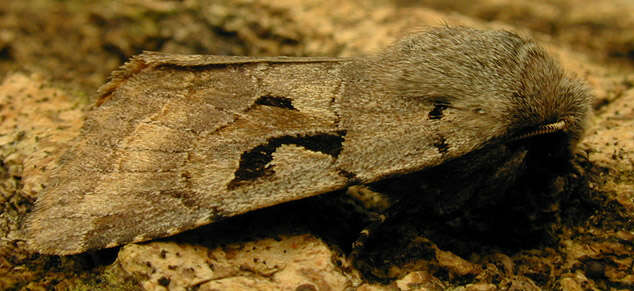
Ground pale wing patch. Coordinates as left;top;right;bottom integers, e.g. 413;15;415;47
252;63;342;123
118;151;189;172
150;98;236;133
118;123;194;152
220;144;348;215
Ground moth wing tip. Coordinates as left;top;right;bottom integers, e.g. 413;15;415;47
22;213;92;255
95;51;160;106
24;235;87;256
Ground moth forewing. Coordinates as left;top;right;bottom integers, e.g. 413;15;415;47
26;55;355;254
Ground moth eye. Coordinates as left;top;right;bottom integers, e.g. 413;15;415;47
428;103;449;120
474;108;486;114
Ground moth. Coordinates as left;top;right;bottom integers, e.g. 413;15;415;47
24;27;591;255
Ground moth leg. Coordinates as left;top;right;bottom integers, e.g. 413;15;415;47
350;212;388;261
345;185;393;215
344;186;397;260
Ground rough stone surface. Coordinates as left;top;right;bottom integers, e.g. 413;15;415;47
117;234;354;290
0;73;83;239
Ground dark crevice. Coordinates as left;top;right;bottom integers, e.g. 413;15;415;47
0;45;13;60
228;131;346;189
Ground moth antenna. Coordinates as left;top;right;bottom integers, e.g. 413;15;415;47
511;120;567;141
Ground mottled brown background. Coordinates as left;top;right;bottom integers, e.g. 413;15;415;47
0;0;632;290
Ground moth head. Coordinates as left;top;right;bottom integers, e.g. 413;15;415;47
508;43;591;148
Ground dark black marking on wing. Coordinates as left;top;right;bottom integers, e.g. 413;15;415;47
165;190;198;208
428;103;449;120
433;135;449;154
255;95;296;110
338;169;361;185
228;131;347;189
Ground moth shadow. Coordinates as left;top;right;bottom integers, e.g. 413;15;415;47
164;189;369;252
348;136;598;282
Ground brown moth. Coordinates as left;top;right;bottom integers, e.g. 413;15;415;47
24;27;591;255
